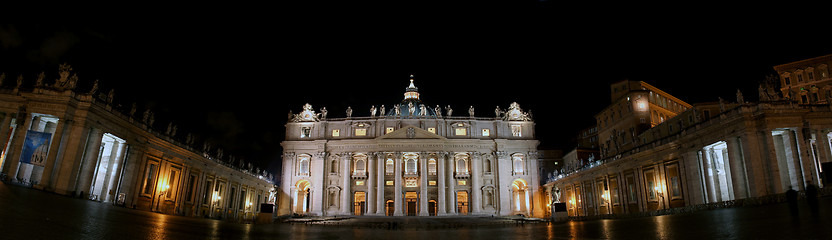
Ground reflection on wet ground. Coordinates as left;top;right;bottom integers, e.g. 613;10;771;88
1;182;831;239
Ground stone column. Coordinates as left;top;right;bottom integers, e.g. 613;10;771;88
0;114;12;170
446;152;456;215
375;152;385;215
419;152;428;216
682;150;705;205
76;128;104;197
341;153;352;215
310;152;326;215
393;152;403;216
794;128;819;188
470;152;482;214
99;140;121;202
2;113;30;179
817;130;832;165
701;149;716;203
437;152;447;215
367;152;376;215
784;130;806;190
726;137;749;199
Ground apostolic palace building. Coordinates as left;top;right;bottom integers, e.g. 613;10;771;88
546;54;832;218
279;77;544;217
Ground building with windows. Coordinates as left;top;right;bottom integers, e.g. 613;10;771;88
774;54;832;104
0;67;273;221
278;77;543;217
545;55;832;218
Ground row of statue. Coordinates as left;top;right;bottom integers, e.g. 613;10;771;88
290;102;533;122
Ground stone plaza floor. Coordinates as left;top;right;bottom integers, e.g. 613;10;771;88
1;181;831;239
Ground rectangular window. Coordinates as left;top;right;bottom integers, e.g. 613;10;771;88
455;128;467;136
142;163;158;195
386;127;395;134
429;181;437;186
511;125;522;137
332;129;340;137
355;128;367;136
481;129;490;137
784;77;791;85
427;128;436;134
386;181;394;186
228;187;236;209
645;170;657;201
457;180;466;186
798;74;804;82
808;72;814;81
186;174;197;202
240;190;246;210
166;169;178;199
203;179;213;205
356;180;364;186
300;127;311;138
609;177;619;205
406;179;418;187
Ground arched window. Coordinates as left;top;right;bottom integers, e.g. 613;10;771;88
428;159;437;175
353;154;367;175
355;159;365;175
297;154;311;176
330;159;338;174
512;154;525;175
386;159;394;175
455;154;469;174
406;159;417;174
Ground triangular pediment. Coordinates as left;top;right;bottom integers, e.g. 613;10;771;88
376;125;446;140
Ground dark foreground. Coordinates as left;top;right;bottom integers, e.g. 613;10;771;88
1;182;831;240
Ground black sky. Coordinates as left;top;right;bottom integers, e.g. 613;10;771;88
1;14;830;175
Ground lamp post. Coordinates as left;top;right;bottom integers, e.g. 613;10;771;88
156;184;170;213
654;185;664;210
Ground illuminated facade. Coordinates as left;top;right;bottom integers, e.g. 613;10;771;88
0;66;273;221
279;77;543;217
546;56;832;217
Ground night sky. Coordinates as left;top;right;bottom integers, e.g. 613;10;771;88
1;18;830;176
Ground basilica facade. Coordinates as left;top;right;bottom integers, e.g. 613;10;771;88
278;78;543;217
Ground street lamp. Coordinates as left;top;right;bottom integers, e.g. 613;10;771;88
156;184;170;212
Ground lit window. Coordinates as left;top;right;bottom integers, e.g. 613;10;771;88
356;180;365;186
429;181;437;186
482;129;490;137
458;180;466;186
427;128;436;134
406;159;417;174
298;155;311;176
386;181;394;186
428;159;437;175
406;179;418;187
386;127;395;134
301;127;311;138
511;125;522;137
512;154;525;174
455;128;467;136
332;129;340;137
385;159;394;175
355;128;367;136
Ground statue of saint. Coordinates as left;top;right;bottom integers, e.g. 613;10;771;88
395;104;401;116
380;105;386;116
370;105;377;117
408;102;415;115
346;106;353;118
469;106;475;117
736;89;744;103
446;105;453;116
435;105;442;117
495;106;503;118
419;104;427;116
320;107;328;119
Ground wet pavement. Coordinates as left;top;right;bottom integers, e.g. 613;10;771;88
1;181;831;240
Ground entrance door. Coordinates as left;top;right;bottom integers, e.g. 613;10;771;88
428;200;437;216
386;200;394;216
405;192;417;216
354;192;366;216
457;191;469;215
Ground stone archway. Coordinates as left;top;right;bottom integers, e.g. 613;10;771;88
511;179;530;216
294;180;311;214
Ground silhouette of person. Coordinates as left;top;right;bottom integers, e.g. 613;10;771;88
805;181;819;215
786;186;798;215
